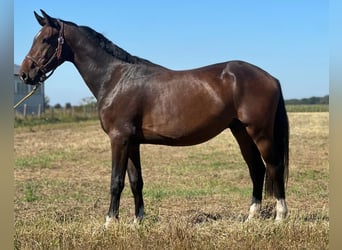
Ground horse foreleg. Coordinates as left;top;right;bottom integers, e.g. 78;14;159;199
127;143;145;223
104;132;129;229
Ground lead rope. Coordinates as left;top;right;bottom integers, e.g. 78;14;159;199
14;83;42;109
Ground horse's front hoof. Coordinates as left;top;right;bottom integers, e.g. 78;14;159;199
133;207;145;224
103;215;115;229
133;216;144;224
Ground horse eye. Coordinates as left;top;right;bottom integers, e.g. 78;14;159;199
42;38;48;43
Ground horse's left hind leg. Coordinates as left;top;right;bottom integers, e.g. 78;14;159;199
263;157;288;220
230;120;266;220
248;129;288;221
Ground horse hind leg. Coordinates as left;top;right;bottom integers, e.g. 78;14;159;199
229;119;266;220
246;126;288;221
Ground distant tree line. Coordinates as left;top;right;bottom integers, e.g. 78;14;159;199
45;96;97;110
47;95;329;109
285;95;329;105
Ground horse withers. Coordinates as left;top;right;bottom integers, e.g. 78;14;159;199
19;10;289;227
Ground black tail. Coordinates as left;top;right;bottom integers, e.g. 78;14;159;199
265;81;289;197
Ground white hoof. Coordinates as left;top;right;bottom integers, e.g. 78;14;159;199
133;207;144;224
275;199;288;221
103;215;114;229
247;201;261;221
133;216;143;224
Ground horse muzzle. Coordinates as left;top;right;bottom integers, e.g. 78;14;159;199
19;70;44;85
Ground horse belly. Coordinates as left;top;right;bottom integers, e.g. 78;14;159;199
140;109;231;146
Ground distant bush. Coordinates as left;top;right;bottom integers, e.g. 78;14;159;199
285;95;329;105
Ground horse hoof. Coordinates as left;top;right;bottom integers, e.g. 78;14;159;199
275;213;287;221
103;215;114;229
247;201;261;221
133;216;144;224
275;199;288;221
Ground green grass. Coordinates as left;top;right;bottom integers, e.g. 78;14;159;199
285;104;328;112
22;182;41;202
14;108;98;128
14;113;329;249
15;150;85;169
14;115;98;128
15;153;62;169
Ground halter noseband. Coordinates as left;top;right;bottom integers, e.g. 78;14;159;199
26;20;64;84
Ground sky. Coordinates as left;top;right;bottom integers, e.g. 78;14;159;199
14;1;328;106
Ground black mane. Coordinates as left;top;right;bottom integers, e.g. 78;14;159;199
79;25;155;66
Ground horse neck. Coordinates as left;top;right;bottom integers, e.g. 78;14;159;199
63;23;159;100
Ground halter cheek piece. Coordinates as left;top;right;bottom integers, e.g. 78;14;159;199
26;20;64;84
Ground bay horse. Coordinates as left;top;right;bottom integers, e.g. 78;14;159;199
19;10;289;227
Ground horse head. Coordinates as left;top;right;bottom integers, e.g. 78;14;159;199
19;10;65;85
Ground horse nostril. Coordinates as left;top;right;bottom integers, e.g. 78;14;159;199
20;72;27;81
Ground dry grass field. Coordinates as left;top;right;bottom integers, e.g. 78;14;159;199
14;112;329;249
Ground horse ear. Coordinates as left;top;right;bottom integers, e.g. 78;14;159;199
34;11;46;26
40;9;60;29
40;9;52;20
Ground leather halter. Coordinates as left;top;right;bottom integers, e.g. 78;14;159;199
26;20;64;83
